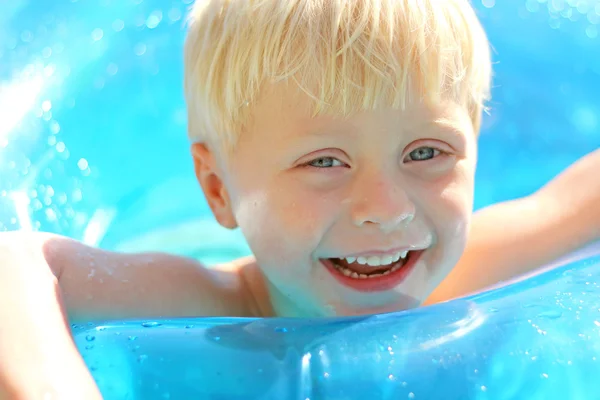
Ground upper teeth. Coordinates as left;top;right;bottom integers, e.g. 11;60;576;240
345;251;408;267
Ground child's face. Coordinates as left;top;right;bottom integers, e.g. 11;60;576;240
197;84;478;317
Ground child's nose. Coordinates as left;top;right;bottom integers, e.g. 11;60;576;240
350;174;415;232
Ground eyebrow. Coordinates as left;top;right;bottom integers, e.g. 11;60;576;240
297;108;471;139
432;117;468;134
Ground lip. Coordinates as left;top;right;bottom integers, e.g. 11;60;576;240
321;250;424;293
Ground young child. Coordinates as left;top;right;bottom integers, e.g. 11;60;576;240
1;0;599;397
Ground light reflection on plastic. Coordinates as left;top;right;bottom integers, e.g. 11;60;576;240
419;305;487;351
300;352;313;397
0;74;44;140
9;190;32;231
82;208;117;247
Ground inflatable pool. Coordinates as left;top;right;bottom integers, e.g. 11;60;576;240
71;246;600;399
1;0;599;399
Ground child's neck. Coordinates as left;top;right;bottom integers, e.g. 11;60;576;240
243;264;332;318
266;278;337;318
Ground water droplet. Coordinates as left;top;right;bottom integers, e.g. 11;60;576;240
185;325;194;329
137;354;148;363
142;321;162;328
275;327;288;333
586;25;598;39
41;100;52;112
522;303;539;309
107;63;118;76
488;307;499;313
146;10;163;29
168;7;182;21
594;321;600;327
113;19;125;32
134;43;147;56
128;335;138;341
21;30;33;42
408;392;415;399
85;335;95;342
541;373;549;379
85;344;94;350
481;385;487;391
40;46;52;58
213;336;221;341
77;158;88;170
91;28;104;41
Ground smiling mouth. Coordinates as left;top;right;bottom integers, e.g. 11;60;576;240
329;251;409;279
321;250;421;292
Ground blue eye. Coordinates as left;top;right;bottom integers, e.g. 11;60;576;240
408;147;440;161
307;157;344;168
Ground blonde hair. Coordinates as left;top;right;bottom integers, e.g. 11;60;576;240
184;0;492;151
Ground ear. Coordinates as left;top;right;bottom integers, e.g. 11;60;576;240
191;143;238;229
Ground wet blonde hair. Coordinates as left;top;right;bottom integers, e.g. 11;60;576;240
184;0;492;151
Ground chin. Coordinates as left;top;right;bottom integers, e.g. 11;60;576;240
321;295;422;317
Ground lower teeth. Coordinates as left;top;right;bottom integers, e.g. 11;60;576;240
333;261;404;279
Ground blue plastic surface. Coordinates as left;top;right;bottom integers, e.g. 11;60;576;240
73;245;600;400
1;0;600;399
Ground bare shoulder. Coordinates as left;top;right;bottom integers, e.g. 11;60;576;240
220;255;274;317
1;231;259;322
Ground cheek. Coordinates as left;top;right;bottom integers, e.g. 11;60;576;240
422;168;474;248
231;182;335;269
440;189;471;246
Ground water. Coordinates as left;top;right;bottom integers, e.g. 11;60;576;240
0;0;251;263
1;0;600;399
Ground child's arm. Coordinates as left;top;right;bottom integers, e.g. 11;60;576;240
0;231;257;397
426;148;600;304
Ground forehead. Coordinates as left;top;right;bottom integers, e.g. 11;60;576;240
244;82;473;141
